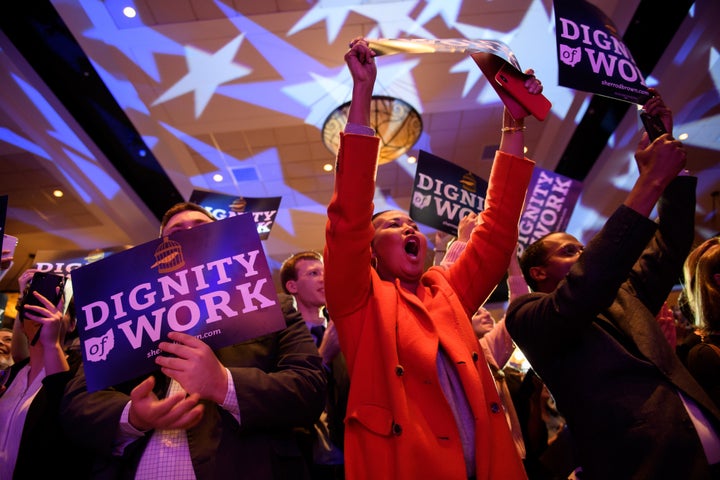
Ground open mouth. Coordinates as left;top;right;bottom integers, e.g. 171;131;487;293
404;237;419;257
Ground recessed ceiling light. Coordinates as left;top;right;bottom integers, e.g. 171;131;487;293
323;163;333;172
53;189;64;198
123;7;137;18
406;156;417;164
212;173;224;182
678;133;689;141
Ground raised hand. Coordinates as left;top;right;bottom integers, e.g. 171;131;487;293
21;289;65;348
345;37;377;127
319;320;341;365
523;68;543;95
643;88;673;135
345;37;377;86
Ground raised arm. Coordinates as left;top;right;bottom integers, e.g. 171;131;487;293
345;37;376;128
439;70;541;314
625;91;686;216
324;38;381;357
498;69;542;158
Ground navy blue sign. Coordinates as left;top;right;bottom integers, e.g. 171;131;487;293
71;213;285;392
517;167;583;255
554;0;650;104
34;246;131;276
410;150;489;236
189;189;281;240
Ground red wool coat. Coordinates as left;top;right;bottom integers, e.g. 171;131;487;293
325;132;533;480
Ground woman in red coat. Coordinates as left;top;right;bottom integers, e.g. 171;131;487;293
324;38;541;480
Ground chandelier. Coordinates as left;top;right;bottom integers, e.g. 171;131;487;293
321;96;423;165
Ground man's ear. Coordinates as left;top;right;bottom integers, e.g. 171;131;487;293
285;280;298;295
529;266;546;283
714;273;720;287
67;315;78;334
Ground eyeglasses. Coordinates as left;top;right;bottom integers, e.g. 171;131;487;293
541;243;584;265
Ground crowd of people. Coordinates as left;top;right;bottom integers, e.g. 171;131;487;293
0;37;718;480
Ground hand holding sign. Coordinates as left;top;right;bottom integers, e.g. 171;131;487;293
157;331;229;404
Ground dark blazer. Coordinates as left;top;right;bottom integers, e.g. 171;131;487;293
5;349;91;480
507;177;720;480
60;298;327;480
326;352;349;451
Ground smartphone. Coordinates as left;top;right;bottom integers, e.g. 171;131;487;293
640;111;667;141
495;64;552;121
1;235;18;266
19;272;66;345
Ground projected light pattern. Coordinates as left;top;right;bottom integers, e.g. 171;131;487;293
1;0;717;269
288;0;434;43
152;34;252;118
5;72;119;204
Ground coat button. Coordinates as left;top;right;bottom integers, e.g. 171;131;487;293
392;422;403;436
395;365;404;376
472;351;479;362
490;402;501;414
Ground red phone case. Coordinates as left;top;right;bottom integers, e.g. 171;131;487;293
494;65;552;121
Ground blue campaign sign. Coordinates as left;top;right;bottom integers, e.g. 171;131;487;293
517;167;584;255
554;0;651;105
410;150;488;237
71;213;286;392
188;189;281;240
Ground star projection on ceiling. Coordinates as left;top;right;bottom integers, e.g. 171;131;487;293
152;34;252;118
288;0;434;43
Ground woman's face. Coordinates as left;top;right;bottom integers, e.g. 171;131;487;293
471;307;496;338
371;211;428;287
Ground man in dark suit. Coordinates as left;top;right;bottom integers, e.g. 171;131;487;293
60;202;326;479
506;94;720;479
280;251;348;479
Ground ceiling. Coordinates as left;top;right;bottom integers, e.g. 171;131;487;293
0;0;718;294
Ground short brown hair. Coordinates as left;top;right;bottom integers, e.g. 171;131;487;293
279;251;323;294
159;202;216;237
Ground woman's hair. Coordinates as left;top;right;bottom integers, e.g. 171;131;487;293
683;237;720;334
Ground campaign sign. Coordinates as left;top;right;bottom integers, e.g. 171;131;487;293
517;167;583;255
189;189;281;240
410;150;488;236
34;246;131;276
554;0;650;105
71;213;285;392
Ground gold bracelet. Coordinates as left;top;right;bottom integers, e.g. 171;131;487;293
501;126;526;133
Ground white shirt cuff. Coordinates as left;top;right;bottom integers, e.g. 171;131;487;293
220;368;241;425
344;123;375;136
113;401;146;455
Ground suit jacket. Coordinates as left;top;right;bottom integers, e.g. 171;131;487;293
326;352;349;451
4;349;91;479
325;132;533;480
507;176;720;479
60;297;326;480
